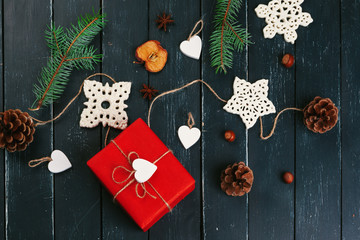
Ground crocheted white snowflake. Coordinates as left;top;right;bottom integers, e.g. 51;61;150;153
255;0;313;44
80;80;131;130
223;77;276;129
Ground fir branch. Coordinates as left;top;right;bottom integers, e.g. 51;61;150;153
30;11;106;111
210;0;252;74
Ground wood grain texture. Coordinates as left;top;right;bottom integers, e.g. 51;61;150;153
341;0;360;239
148;1;202;239
52;2;101;239
1;0;360;239
295;1;341;239
101;0;149;239
248;0;295;239
201;0;248;239
3;0;53;239
0;0;3;238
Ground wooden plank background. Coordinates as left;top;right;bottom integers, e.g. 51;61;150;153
1;0;359;239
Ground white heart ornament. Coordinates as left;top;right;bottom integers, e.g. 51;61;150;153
178;125;201;149
132;159;157;183
180;35;202;60
48;150;72;173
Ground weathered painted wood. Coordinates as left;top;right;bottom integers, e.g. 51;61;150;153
341;0;360;239
0;0;4;238
101;1;149;239
247;0;296;239
201;0;248;239
52;2;101;239
295;1;341;239
3;0;53;239
148;1;202;239
2;0;360;239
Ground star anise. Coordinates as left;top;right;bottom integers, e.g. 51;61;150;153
140;84;159;100
155;12;174;32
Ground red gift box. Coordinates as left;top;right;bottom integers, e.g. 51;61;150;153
87;118;195;231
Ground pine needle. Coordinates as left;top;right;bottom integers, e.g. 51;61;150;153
209;0;252;74
30;10;106;111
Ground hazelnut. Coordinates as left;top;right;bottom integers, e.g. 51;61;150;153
283;172;294;184
282;53;295;68
224;130;235;142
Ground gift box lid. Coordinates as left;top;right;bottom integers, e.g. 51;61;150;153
87;118;195;231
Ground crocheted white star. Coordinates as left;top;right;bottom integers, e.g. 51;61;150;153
80;80;131;130
255;0;313;44
223;77;276;129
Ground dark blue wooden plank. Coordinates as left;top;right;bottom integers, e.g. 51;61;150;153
101;0;149;239
295;1;341;239
0;0;4;238
4;0;53;239
247;0;295;239
341;0;360;239
53;2;102;239
201;0;248;239
148;0;202;239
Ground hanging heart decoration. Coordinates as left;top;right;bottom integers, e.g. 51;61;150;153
28;149;72;174
180;35;202;60
48;150;72;173
178;126;201;149
179;20;204;60
177;112;201;149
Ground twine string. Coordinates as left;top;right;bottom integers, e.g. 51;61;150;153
147;79;227;127
136;183;156;199
153;149;173;165
31;73;117;127
110;140;172;211
147;181;172;211
28;157;52;167
113;179;135;200
104;126;111;147
260;107;303;140
188;19;204;40
112;166;134;184
187;112;195;129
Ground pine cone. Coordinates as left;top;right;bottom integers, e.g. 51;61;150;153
303;97;338;134
0;109;35;152
220;162;254;196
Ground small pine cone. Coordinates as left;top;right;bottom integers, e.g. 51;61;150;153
220;162;254;197
0;109;35;152
303;97;338;134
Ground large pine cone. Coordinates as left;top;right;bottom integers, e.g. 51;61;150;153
220;162;254;196
0;109;35;152
303;97;338;134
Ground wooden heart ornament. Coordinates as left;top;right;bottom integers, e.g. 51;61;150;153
178;125;201;149
132;158;157;183
48;150;72;173
180;35;202;60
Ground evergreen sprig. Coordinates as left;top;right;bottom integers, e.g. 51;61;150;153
209;0;252;74
31;11;106;110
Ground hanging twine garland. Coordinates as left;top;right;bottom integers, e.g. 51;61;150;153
146;79;338;139
31;73;117;127
147;79;227;127
1;73;338;156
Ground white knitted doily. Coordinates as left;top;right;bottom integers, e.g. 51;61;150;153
223;77;276;129
255;0;313;44
80;80;131;130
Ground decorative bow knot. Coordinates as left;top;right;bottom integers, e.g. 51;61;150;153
110;140;172;211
